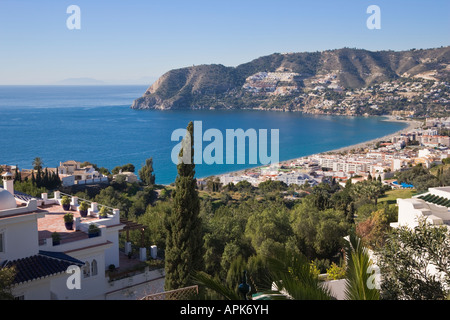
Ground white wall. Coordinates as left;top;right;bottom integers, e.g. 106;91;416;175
61;175;75;187
396;199;427;228
0;212;41;261
105;227;121;269
11;278;53;300
51;248;108;300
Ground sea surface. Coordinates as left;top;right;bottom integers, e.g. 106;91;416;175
0;85;408;185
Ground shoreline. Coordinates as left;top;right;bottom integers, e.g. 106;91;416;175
197;116;423;181
319;115;422;155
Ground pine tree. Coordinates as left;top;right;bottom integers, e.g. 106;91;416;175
164;121;204;290
138;157;156;186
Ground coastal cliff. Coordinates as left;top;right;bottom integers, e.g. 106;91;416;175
131;46;450;116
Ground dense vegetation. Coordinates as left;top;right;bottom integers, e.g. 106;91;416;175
78;171;391;287
73;156;450;299
4;155;450;299
2;157;62;197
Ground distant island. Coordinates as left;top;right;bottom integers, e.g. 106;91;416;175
131;46;450;118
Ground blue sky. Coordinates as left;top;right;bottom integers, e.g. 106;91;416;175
0;0;449;85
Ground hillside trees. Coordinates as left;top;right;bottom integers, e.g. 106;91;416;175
397;164;440;193
378;220;450;300
291;196;350;260
245;204;292;257
111;163;135;174
12;162;61;197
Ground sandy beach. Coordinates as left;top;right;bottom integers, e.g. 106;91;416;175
321;116;422;155
201;116;423;180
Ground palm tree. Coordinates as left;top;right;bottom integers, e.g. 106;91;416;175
264;250;334;300
343;234;380;300
351;180;384;205
32;157;43;171
192;271;242;300
193;249;334;300
193;236;380;300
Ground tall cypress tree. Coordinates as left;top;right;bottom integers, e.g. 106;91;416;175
14;166;21;183
164;121;203;290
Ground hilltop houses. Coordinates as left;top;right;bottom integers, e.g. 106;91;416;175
243;71;301;96
0;172;164;300
58;160;109;187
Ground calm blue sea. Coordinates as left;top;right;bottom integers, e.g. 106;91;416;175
0;86;407;185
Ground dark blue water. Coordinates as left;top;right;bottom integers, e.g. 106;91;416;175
0;86;407;184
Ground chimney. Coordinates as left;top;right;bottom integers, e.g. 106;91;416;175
2;171;14;195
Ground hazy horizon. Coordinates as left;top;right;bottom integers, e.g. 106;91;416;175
1;0;449;85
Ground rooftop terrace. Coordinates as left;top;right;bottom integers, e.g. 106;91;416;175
37;203;99;246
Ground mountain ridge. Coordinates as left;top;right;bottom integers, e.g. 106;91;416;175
131;46;450;113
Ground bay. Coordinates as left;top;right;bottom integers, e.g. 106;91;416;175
0;85;407;185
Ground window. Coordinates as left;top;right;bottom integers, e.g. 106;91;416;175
83;259;99;278
91;259;98;276
83;261;90;278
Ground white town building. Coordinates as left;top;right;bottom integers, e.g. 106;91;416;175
275;172;317;186
0;172;164;300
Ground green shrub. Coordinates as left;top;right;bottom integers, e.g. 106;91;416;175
326;262;346;280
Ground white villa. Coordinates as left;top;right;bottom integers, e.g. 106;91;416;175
392;187;450;229
113;171;138;184
0;172;164;300
58;160;109;187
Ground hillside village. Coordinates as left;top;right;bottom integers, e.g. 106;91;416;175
241;69;450;118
